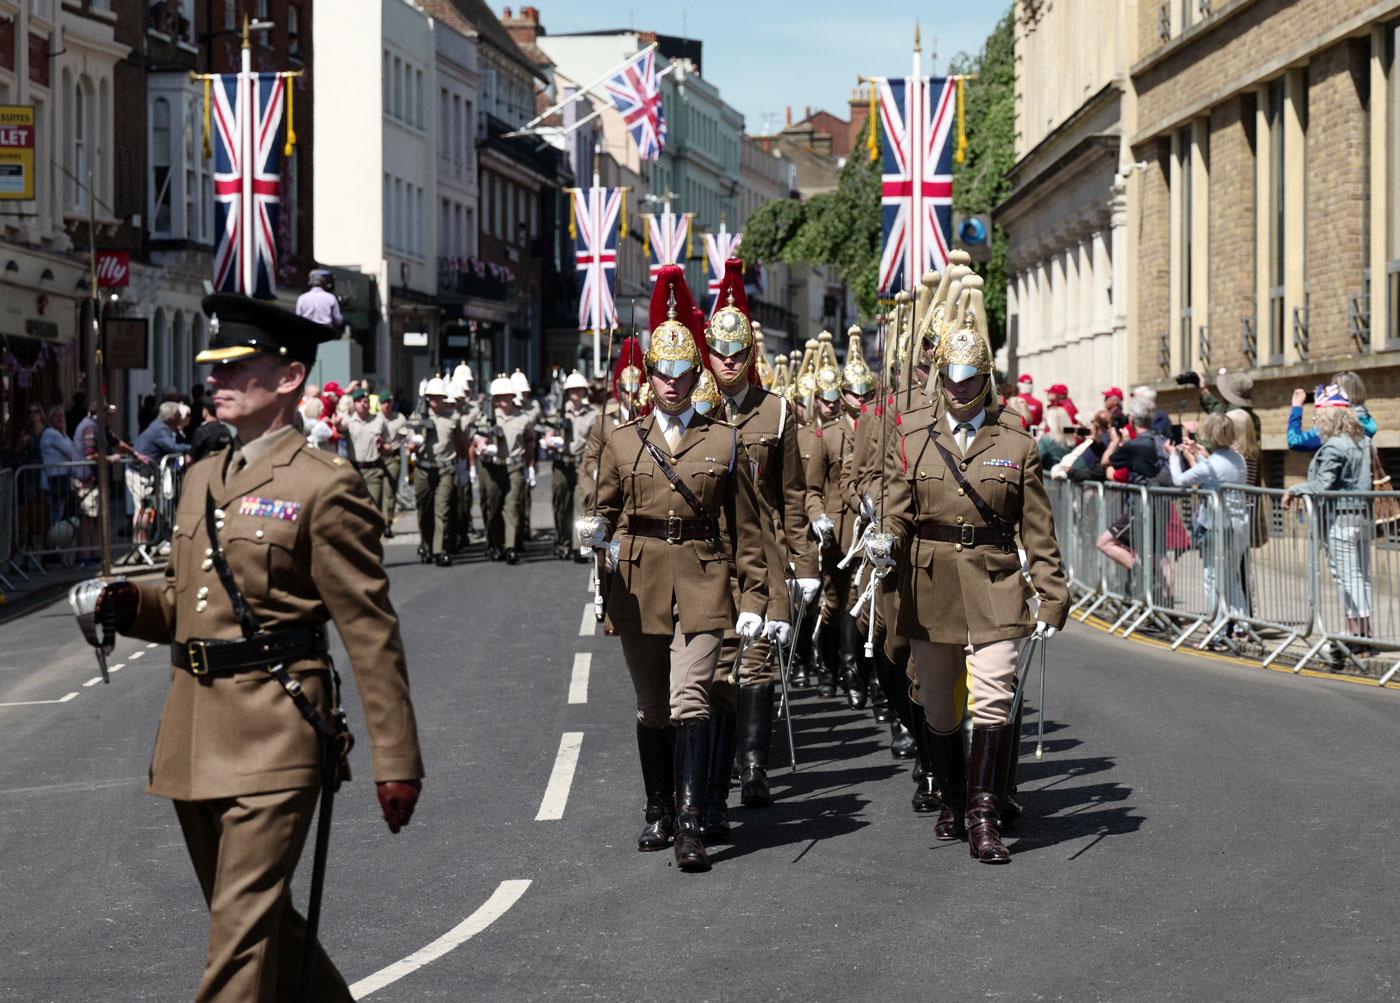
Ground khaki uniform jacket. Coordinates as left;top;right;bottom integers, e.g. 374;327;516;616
804;414;858;554
128;429;425;800
421;411;466;467
596;412;767;635
483;411;535;471
578;401;634;512
723;386;818;583
883;400;1070;644
562;402;599;463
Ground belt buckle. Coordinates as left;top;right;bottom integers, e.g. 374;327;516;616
665;515;683;544
187;640;210;676
959;524;976;547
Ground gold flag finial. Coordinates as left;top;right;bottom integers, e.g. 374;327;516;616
242;14;251;48
914;20;921;52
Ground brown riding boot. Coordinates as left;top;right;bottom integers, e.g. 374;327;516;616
966;724;1012;864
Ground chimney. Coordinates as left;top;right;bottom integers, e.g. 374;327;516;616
849;84;870;146
805;105;811;120
785;105;791;126
503;5;544;45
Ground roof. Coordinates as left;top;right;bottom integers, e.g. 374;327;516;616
419;0;546;81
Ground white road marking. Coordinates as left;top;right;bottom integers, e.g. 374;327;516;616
535;732;583;821
145;642;158;649
578;604;594;637
568;652;590;704
128;651;145;661
83;677;103;687
0;692;79;707
349;879;532;999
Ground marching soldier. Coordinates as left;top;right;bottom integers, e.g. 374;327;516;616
703;260;819;832
510;370;539;544
545;370;598;560
478;375;536;565
880;280;1068;864
343;387;388;535
451;366;482;548
75;293;423;1000
379;393;408;537
587;264;768;873
579;338;647;517
411;377;466;567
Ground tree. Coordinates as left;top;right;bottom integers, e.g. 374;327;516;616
742;5;1015;333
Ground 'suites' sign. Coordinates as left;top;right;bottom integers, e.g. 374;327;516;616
0;105;35;200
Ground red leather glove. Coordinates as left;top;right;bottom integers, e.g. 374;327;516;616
96;579;139;635
376;780;421;833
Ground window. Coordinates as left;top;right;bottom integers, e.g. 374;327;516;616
70;77;89;211
415;69;424;129
392;57;402;119
1388;23;1400;346
1178;126;1193;369
257;0;269;18
1267;79;1286;362
288;5;302;61
224;0;236;31
151;97;172;233
383;52;391;111
383;173;390;247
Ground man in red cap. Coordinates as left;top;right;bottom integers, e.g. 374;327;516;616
1045;383;1078;425
1102;386;1125;422
1014;374;1043;427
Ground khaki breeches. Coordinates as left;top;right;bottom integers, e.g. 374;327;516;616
620;627;723;727
710;631;773;712
908;637;1022;734
174;789;351;1003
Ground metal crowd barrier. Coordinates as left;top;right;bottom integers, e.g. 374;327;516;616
1049;479;1400;685
11;459;139;569
0;467;20;590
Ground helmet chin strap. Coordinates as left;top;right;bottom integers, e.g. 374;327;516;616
654;394;691;415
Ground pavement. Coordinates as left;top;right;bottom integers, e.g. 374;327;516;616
3;480;1400;1000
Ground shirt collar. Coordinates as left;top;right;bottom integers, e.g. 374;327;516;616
946;408;987;434
657;405;695;431
723;383;751;410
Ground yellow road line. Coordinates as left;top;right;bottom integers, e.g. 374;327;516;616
1078;615;1400;692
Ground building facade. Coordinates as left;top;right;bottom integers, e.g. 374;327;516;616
1131;0;1400;479
997;0;1136;409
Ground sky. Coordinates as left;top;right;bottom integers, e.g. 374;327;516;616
531;1;1010;135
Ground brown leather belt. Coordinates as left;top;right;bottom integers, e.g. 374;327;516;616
918;522;1015;548
629;515;720;543
172;627;324;677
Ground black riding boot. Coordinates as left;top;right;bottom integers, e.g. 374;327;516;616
790;606;813;686
872;649;916;759
839;615;869;708
636;723;674;852
816;616;840;698
702;711;736;840
909;703;942;814
999;701;1025;827
673;721;712;872
966;724;1012;864
929;726;967;841
739;682;774;806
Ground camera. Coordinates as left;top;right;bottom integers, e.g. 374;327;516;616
1111;414;1129;430
1173;371;1200;387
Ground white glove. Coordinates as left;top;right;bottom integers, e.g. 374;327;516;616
527;467;537;488
860;493;875;522
796;577;820;603
763;620;792;646
813;514;834;541
735;612;763;640
482;444;498;458
468;465;477;484
1034;620;1058;640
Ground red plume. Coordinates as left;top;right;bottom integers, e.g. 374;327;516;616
712;258;751;319
648;263;713;374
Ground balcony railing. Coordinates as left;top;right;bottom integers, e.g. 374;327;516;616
438;256;514;301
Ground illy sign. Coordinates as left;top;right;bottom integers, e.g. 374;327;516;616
96;251;129;288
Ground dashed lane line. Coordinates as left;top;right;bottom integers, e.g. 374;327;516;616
127;651;145;661
535;732;583;821
348;879;532;999
568;652;590;705
0;692;78;707
578;604;594;637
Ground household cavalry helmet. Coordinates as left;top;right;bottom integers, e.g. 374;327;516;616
842;324;875;398
935;274;994;410
692;369;722;415
751;322;774;389
611;336;646;415
704;259;757;393
795;337;820;403
813;330;842;404
769;353;792;399
645;264;710;413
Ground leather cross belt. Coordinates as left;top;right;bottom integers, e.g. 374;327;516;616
918;522;1016;548
172;626;324;677
629;515;720;543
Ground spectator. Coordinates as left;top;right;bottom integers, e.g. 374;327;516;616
1045;383;1078;425
1166;413;1249;628
1002;394;1032;430
295;269;344;328
1194;369;1260;443
189;400;233;464
1287;371;1378;452
1108;399;1163;483
1038;406;1078;467
39;405;80;525
1131;385;1172;438
1063;409;1113;482
301;397;335;450
1283;386;1374;650
1014;374;1044;427
129;402;192;537
1102;386;1125;423
301;382;321;412
133;401;192;464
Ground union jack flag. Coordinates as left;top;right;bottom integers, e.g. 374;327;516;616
704;229;742;315
874;75;955;295
573;186;622;332
645;211;690;281
602;49;666;161
210;72;287;299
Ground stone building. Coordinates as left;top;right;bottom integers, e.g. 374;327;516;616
1131;0;1400;479
997;0;1136;410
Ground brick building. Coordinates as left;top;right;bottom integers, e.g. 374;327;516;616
1131;0;1400;481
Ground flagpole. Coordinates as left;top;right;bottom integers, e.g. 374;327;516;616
591;149;603;377
506;42;659;138
910;24;922;298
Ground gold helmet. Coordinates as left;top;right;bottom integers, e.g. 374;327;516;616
705;260;755;391
843;325;875;397
752;322;774;388
937;275;993;391
646;294;703;379
692;368;722;415
795;337;819;402
770;353;792;397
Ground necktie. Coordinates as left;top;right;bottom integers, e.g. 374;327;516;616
664;420;683;453
956;422;975;455
725;398;737;422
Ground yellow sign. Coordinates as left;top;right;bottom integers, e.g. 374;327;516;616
0;105;36;201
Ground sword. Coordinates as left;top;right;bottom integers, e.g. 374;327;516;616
1035;638;1047;760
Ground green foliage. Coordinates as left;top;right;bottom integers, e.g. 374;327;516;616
950;7;1016;351
741;5;1015;332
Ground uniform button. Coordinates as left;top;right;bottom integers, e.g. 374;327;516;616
956;515;965;524
213;508;225;520
255;529;265;539
670;483;676;491
919;471;928;479
197;586;209;598
954;543;963;552
999;473;1006;481
960;462;968;471
204;547;213;557
957;487;964;496
202;559;213;571
195;600;208;613
172;524;179;533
